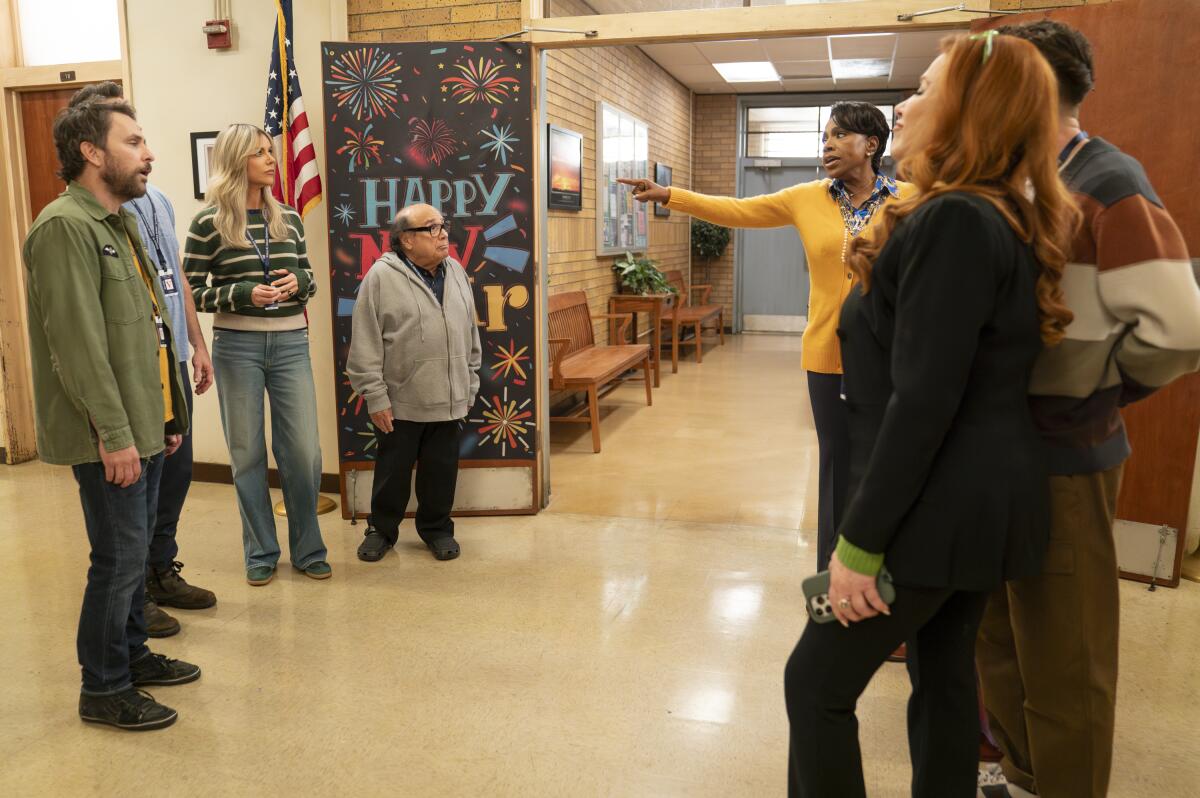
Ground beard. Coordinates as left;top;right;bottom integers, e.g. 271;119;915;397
100;156;148;201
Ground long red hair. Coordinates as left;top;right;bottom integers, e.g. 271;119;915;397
849;34;1079;345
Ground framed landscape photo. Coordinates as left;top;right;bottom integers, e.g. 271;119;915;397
654;163;672;218
190;131;219;201
547;125;583;211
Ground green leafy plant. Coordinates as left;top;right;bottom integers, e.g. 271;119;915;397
691;219;732;285
612;251;676;295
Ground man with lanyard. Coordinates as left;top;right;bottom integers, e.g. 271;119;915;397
24;98;201;730
68;84;217;637
977;22;1200;798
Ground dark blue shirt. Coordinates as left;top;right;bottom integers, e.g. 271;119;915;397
402;255;446;305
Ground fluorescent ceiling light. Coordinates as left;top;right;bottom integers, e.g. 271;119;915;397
830;58;892;79
713;62;781;83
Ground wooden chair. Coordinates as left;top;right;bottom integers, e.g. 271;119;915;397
660;269;725;372
548;291;653;453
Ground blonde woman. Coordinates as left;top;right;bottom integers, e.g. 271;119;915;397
183;124;329;585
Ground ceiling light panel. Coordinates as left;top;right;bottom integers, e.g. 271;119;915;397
713;61;781;82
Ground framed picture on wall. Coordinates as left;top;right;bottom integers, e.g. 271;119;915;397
547;125;583;211
654;163;672;218
190;131;219;201
596;101;649;255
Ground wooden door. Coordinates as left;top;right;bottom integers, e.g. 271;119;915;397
978;0;1200;586
19;88;77;218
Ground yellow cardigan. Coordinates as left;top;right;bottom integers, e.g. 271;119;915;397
668;180;908;374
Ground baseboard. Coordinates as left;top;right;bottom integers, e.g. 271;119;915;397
192;461;341;494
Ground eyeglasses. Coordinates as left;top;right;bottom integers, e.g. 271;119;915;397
404;221;451;237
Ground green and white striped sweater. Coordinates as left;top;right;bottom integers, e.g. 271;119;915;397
183;206;317;330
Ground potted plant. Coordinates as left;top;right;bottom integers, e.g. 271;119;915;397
612;251;675;295
691;219;731;286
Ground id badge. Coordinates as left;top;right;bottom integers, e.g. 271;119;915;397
158;270;179;296
153;314;168;347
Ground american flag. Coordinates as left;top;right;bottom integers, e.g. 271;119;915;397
264;0;322;217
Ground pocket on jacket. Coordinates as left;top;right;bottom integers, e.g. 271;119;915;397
401;358;452;406
448;354;469;403
100;260;144;325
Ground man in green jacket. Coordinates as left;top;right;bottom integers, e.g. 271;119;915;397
23;99;201;731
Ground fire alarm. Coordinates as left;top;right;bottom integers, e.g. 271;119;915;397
203;19;231;50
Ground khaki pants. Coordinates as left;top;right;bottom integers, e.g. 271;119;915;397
977;466;1123;798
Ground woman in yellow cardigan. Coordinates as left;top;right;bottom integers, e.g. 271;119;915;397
621;102;907;571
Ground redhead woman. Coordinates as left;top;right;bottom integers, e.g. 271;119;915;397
183;124;329;585
622;101;906;573
783;33;1079;797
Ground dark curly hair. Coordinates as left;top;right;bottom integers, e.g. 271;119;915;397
68;81;123;107
52;100;137;183
828;101;891;174
998;20;1094;107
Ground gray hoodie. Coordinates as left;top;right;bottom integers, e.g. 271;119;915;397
347;252;482;423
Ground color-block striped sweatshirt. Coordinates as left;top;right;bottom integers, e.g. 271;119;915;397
183;205;317;331
1029;137;1200;475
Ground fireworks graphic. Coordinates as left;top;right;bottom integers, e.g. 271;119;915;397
337;124;384;173
326;47;403;120
441;58;519;105
479;124;519;165
490;339;530;381
410;118;458;165
333;204;356;227
473;388;534;455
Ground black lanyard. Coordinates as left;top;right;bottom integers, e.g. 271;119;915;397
246;224;272;282
132;201;168;272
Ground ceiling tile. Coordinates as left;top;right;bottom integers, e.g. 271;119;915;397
697;39;768;63
639;43;709;67
891;56;934;79
729;81;784;94
665;63;725;83
760;36;830;62
781;78;837;93
894;28;964;58
773;60;832;79
828;33;897;60
833;77;892;91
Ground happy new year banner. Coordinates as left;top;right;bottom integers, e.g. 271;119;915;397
321;42;536;487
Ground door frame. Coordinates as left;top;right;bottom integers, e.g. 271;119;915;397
733;91;903;333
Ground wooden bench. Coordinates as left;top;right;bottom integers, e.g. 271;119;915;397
548;291;653;453
660;269;725;372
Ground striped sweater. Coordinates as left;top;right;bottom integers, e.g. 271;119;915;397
1029;137;1200;475
183;206;316;330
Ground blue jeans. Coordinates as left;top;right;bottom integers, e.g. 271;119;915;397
212;328;326;570
73;453;164;695
149;361;193;568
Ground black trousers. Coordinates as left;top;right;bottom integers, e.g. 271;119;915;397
806;371;850;571
784;586;989;798
370;419;461;544
149;361;193;569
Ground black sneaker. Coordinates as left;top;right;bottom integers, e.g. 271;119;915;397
79;687;178;731
130;652;201;687
427;536;460;561
357;527;393;562
144;596;181;638
147;561;217;610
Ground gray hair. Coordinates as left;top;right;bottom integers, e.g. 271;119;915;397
389;206;425;253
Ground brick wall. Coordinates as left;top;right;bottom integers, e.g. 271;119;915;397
690;94;737;325
544;4;692;345
347;0;522;43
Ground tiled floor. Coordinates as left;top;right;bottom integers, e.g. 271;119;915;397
1;334;1197;796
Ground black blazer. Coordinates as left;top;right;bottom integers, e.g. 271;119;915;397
837;192;1050;591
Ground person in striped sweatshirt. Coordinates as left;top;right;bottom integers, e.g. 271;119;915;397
183;123;330;587
976;21;1200;798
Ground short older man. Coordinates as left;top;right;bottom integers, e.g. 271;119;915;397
347;204;481;562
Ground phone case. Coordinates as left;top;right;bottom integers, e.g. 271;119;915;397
802;567;896;624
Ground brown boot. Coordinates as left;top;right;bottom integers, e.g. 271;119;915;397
143;596;180;638
147;561;216;610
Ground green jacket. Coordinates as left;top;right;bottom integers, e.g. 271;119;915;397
23;182;189;466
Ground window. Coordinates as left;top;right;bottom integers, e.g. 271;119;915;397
18;0;121;67
746;104;894;159
597;102;650;255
